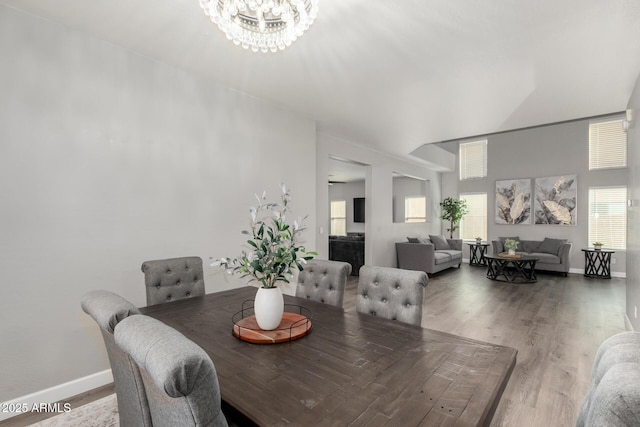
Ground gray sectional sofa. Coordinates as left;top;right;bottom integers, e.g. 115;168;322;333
491;237;572;276
396;235;463;276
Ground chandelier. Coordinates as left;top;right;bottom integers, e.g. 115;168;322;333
199;0;319;53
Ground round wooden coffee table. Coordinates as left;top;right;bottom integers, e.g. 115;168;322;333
485;253;538;283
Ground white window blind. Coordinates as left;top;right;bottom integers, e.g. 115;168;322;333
589;118;627;170
588;186;627;250
330;200;346;236
459;193;487;240
405;196;426;223
459;139;487;180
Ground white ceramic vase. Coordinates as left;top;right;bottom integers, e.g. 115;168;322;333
508;249;516;256
254;286;284;330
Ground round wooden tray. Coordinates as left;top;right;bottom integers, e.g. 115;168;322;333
232;312;312;344
498;252;523;259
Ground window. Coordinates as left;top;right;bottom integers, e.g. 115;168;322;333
330;200;346;236
589;118;627;170
588;187;627;250
459;193;487;240
459;139;487;180
405;196;426;223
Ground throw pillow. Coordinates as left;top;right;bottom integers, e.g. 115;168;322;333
407;237;421;243
537;237;567;255
429;235;451;250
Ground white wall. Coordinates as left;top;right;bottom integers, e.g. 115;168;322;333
0;5;316;405
626;74;640;330
441;118;627;275
392;176;429;223
317;134;443;269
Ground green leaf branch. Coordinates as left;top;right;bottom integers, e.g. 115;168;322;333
212;184;316;288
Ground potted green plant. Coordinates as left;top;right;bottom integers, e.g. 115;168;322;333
504;239;519;255
475;237;483;244
213;184;316;330
592;242;604;250
439;197;469;239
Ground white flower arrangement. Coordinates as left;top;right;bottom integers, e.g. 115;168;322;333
212;184;316;288
504;239;519;251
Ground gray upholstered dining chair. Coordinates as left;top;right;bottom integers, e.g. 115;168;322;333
295;259;352;308
114;314;229;427
576;331;640;426
141;256;205;306
81;290;152;427
356;265;428;327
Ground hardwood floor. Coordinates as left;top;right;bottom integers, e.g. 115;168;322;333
346;266;626;426
0;384;115;427
4;266;625;426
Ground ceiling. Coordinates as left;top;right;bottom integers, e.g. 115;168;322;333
328;157;367;184
4;0;640;163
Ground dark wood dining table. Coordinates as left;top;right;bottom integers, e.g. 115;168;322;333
141;286;517;426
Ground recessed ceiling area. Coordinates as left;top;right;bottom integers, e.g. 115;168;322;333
3;0;640;163
328;157;367;184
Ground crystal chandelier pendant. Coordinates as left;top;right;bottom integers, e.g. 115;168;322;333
199;0;319;53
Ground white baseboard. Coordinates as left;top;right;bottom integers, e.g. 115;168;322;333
0;369;113;421
463;264;626;278
625;313;635;332
568;267;626;278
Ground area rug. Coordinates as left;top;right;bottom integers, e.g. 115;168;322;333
30;394;118;427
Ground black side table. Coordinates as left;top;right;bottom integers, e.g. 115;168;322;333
582;248;615;279
468;243;490;266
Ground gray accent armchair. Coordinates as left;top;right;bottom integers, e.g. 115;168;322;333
141;256;205;306
296;259;352;308
577;331;640;426
115;315;229;427
81;290;151;427
356;265;428;327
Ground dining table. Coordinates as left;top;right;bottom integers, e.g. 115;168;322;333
141;286;517;426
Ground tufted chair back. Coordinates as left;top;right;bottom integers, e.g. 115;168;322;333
356;265;428;327
577;331;640;426
141;256;205;306
81;290;152;427
296;259;352;308
115;315;229;427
